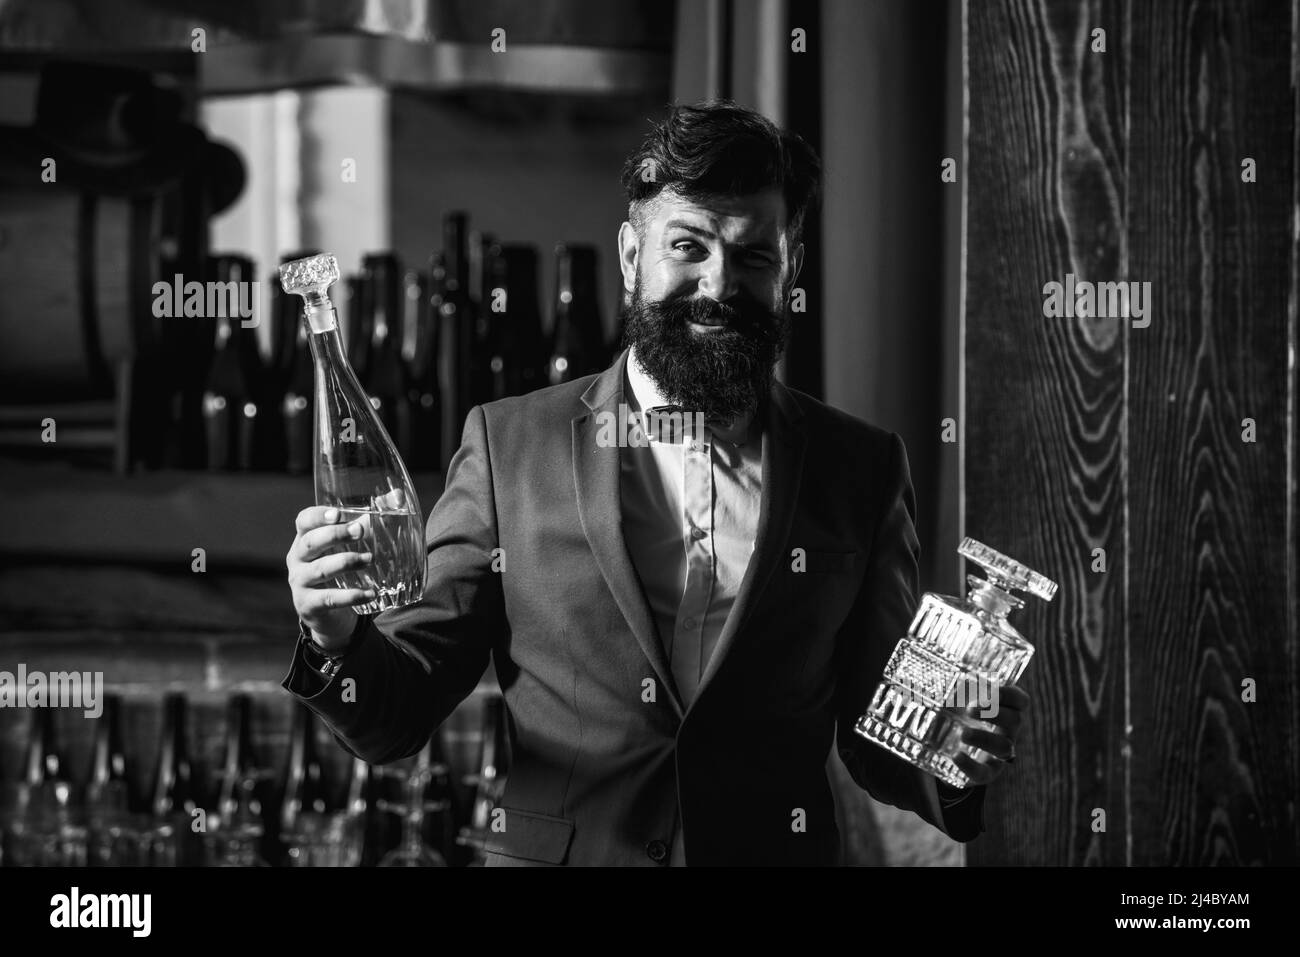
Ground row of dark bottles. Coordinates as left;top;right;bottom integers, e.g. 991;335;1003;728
0;692;509;867
183;211;613;475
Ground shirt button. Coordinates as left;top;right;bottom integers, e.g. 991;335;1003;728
683;618;697;630
645;840;669;863
690;526;706;541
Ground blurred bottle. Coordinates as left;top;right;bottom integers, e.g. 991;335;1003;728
202;255;262;471
478;239;511;401
439;212;477;469
418;733;458;864
160;252;217;469
282;323;315;476
276;249;321;475
24;706;64;789
213;694;273;865
86;693;134;813
85;694;140;865
19;709;83;866
458;694;509;865
343;273;372;385
362;252;411;458
403;267;440;471
149;692;201;865
469;230;497;405
342;756;382;867
547;244;606;385
279;704;332;866
498;244;546;396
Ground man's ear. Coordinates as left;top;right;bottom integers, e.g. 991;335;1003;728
784;242;805;300
617;221;639;295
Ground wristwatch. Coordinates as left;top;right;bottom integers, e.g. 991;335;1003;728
298;618;367;679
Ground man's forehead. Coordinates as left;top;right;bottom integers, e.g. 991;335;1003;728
646;188;788;237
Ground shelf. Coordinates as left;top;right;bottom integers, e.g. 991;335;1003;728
0;460;445;574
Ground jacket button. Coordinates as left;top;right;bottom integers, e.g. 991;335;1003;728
645;839;669;863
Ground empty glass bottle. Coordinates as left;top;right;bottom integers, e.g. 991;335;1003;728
279;253;426;615
855;537;1057;789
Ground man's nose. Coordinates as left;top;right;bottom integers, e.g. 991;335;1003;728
696;253;740;302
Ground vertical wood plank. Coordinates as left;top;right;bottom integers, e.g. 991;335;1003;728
965;0;1298;865
1125;0;1298;865
965;0;1130;866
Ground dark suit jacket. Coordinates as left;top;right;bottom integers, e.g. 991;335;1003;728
283;349;986;865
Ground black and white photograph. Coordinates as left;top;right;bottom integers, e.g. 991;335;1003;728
0;0;1294;936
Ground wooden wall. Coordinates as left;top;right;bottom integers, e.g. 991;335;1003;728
965;0;1298;865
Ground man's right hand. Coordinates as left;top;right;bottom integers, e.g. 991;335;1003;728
287;506;376;652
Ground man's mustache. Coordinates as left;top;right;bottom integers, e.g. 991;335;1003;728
653;294;776;335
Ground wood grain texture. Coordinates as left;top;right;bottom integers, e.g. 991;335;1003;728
964;0;1297;865
1124;0;1297;866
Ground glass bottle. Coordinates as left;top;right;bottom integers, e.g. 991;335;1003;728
149;692;200;865
499;244;546;396
361;252;411;458
279;703;332;866
342;756;380;867
439;213;477;469
547;243;605;385
376;764;447;867
403;266;440;471
279;253;426;614
276;249;321;476
211;694;273;866
457;694;508;864
854;537;1058;789
202;255;261;471
85;694;141;865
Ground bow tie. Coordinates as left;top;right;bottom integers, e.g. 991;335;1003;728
642;405;737;444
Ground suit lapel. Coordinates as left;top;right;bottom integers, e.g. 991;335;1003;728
692;378;807;708
573;350;685;718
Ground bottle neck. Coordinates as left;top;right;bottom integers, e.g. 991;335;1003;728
306;319;348;368
91;696;125;782
26;708;60;785
224;697;253;772
966;574;1023;618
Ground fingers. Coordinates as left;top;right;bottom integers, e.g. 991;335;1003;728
960;726;1015;762
298;586;376;616
295;506;342;535
998;683;1030;711
952;750;997;787
295;516;373;563
965;704;1021;736
953;681;1028;732
293;550;373;588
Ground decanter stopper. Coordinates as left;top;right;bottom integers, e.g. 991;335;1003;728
959;537;1058;602
279;254;341;333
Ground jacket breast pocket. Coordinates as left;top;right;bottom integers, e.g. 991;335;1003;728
800;549;861;574
483;806;575;866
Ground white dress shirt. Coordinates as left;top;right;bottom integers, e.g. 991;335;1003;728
619;345;764;864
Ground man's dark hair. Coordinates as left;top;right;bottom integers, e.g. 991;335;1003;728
620;99;822;245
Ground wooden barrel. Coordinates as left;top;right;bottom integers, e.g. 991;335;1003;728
0;184;151;401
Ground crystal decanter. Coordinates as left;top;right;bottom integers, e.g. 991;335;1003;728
279;254;426;614
854;537;1057;788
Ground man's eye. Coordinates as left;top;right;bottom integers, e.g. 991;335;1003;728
672;241;703;254
743;251;774;266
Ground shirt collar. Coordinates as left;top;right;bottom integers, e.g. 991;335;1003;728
624;345;756;446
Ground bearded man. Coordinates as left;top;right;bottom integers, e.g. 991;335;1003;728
282;99;1027;866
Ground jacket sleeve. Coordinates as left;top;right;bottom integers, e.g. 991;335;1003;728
281;405;506;764
833;431;987;842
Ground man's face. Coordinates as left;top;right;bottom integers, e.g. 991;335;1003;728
617;187;804;422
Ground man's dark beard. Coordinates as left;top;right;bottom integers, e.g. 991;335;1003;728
619;280;790;423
